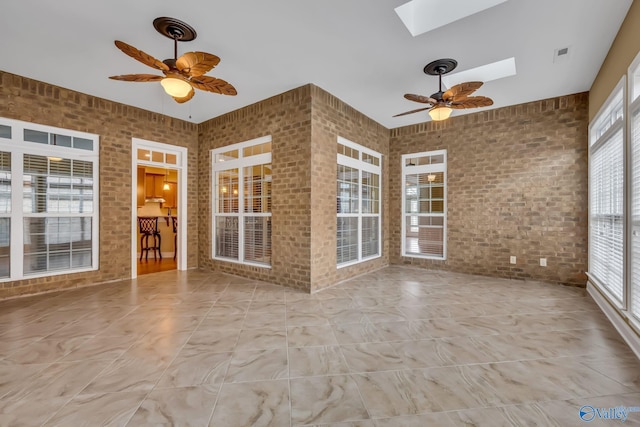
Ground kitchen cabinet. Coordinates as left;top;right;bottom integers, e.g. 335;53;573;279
163;182;177;208
145;174;165;198
137;167;146;207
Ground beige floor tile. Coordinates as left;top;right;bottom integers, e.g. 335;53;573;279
127;385;218;426
0;396;69;427
353;369;437;418
341;342;405;373
43;391;147;427
287;325;339;347
209;380;289;427
225;348;288;383
156;351;232;388
290;375;370;425
375;413;456;427
235;328;287;351
289;346;350;377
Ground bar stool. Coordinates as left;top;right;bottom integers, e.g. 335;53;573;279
172;216;178;260
138;216;162;261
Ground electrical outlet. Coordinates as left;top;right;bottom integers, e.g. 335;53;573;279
540;258;547;267
510;256;516;264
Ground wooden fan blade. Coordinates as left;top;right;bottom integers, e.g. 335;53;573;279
443;81;483;101
190;76;237;96
450;96;494;109
114;40;169;72
109;74;164;82
176;52;221;77
393;107;431;117
173;87;195;104
404;94;437;104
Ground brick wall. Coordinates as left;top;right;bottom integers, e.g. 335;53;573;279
309;86;390;292
389;93;589;285
198;85;313;291
0;70;590;297
0;71;199;298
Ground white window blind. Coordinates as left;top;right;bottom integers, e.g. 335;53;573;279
631;109;640;321
589;128;624;303
630;58;640;322
211;136;272;267
336;138;382;267
0;151;10;278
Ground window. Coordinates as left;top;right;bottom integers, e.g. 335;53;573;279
0;117;99;281
402;150;447;260
336;137;381;267
211;136;272;267
630;54;640;323
589;79;625;306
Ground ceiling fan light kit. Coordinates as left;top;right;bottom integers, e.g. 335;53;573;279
428;106;452;121
394;58;493;121
161;77;192;97
109;17;237;104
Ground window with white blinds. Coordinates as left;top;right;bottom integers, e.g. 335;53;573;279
0;117;99;281
630;55;640;324
402;150;447;260
336;137;382;267
589;79;625;306
211;136;272;267
589;127;624;303
0;151;10;278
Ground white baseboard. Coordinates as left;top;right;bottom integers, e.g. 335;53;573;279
587;282;640;360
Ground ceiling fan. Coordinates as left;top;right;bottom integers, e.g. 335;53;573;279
394;59;493;121
109;17;237;104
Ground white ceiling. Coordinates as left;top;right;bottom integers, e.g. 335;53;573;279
0;0;632;129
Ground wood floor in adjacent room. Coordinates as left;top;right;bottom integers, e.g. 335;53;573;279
0;266;638;426
137;257;177;275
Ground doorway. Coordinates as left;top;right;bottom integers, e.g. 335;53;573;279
131;138;188;278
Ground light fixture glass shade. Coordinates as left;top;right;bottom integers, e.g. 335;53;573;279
161;77;192;97
163;182;170;191
429;106;453;121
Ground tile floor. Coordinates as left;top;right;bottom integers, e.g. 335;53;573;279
0;266;639;426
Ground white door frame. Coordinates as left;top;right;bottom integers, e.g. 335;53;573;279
131;138;188;278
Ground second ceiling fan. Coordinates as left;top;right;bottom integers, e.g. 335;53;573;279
394;59;493;121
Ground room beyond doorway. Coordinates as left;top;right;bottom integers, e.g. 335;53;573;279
131;138;188;279
136;166;179;276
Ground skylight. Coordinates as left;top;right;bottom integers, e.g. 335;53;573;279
441;57;517;88
395;0;510;37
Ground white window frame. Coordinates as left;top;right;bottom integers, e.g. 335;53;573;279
336;136;382;269
588;77;626;308
401;149;447;260
0;117;99;282
131;138;188;278
588;61;640;358
211;135;272;268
